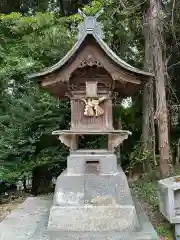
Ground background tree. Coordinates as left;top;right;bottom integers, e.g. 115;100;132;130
0;0;90;15
0;13;74;188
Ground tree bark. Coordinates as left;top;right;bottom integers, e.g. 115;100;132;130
142;10;156;171
147;0;170;178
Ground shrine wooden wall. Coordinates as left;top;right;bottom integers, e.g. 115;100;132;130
69;66;114;131
71;98;113;131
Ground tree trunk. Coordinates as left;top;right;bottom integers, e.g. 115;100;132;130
142;10;156;171
176;139;180;165
147;0;170;178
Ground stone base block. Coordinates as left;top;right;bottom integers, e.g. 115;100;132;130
49;231;157;240
53;167;134;206
48;205;139;232
67;152;117;174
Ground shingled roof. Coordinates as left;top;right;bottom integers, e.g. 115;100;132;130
28;9;153;80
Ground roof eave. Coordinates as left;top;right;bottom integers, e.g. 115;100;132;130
92;33;154;78
27;32;154;80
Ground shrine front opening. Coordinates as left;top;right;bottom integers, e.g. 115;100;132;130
79;134;108;150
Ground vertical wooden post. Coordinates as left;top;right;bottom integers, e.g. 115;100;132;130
70;135;79;152
108;134;113;152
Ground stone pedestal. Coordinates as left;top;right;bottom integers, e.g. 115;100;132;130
46;150;158;240
0;150;158;240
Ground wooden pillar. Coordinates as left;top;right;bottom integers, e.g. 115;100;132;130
108;134;113;152
70;135;79;152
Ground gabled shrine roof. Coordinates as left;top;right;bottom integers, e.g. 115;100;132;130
28;10;153;80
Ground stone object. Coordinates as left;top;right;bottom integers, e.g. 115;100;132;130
158;176;180;223
158;176;180;240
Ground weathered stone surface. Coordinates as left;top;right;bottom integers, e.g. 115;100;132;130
53;167;134;206
48;205;138;232
158;176;180;223
90;195;117;205
67;152;117;175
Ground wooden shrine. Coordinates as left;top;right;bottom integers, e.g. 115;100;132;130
29;9;153;153
26;10;159;240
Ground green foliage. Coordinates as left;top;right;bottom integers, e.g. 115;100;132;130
129;142;153;168
132;179;159;210
0;12;75;76
0;12;74;182
79;135;108;149
113;101;143;168
156;222;173;239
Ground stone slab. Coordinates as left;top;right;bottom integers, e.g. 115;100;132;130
72;149;112;154
67;153;117;174
0;196;158;240
48;205;138;232
52;130;132;134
